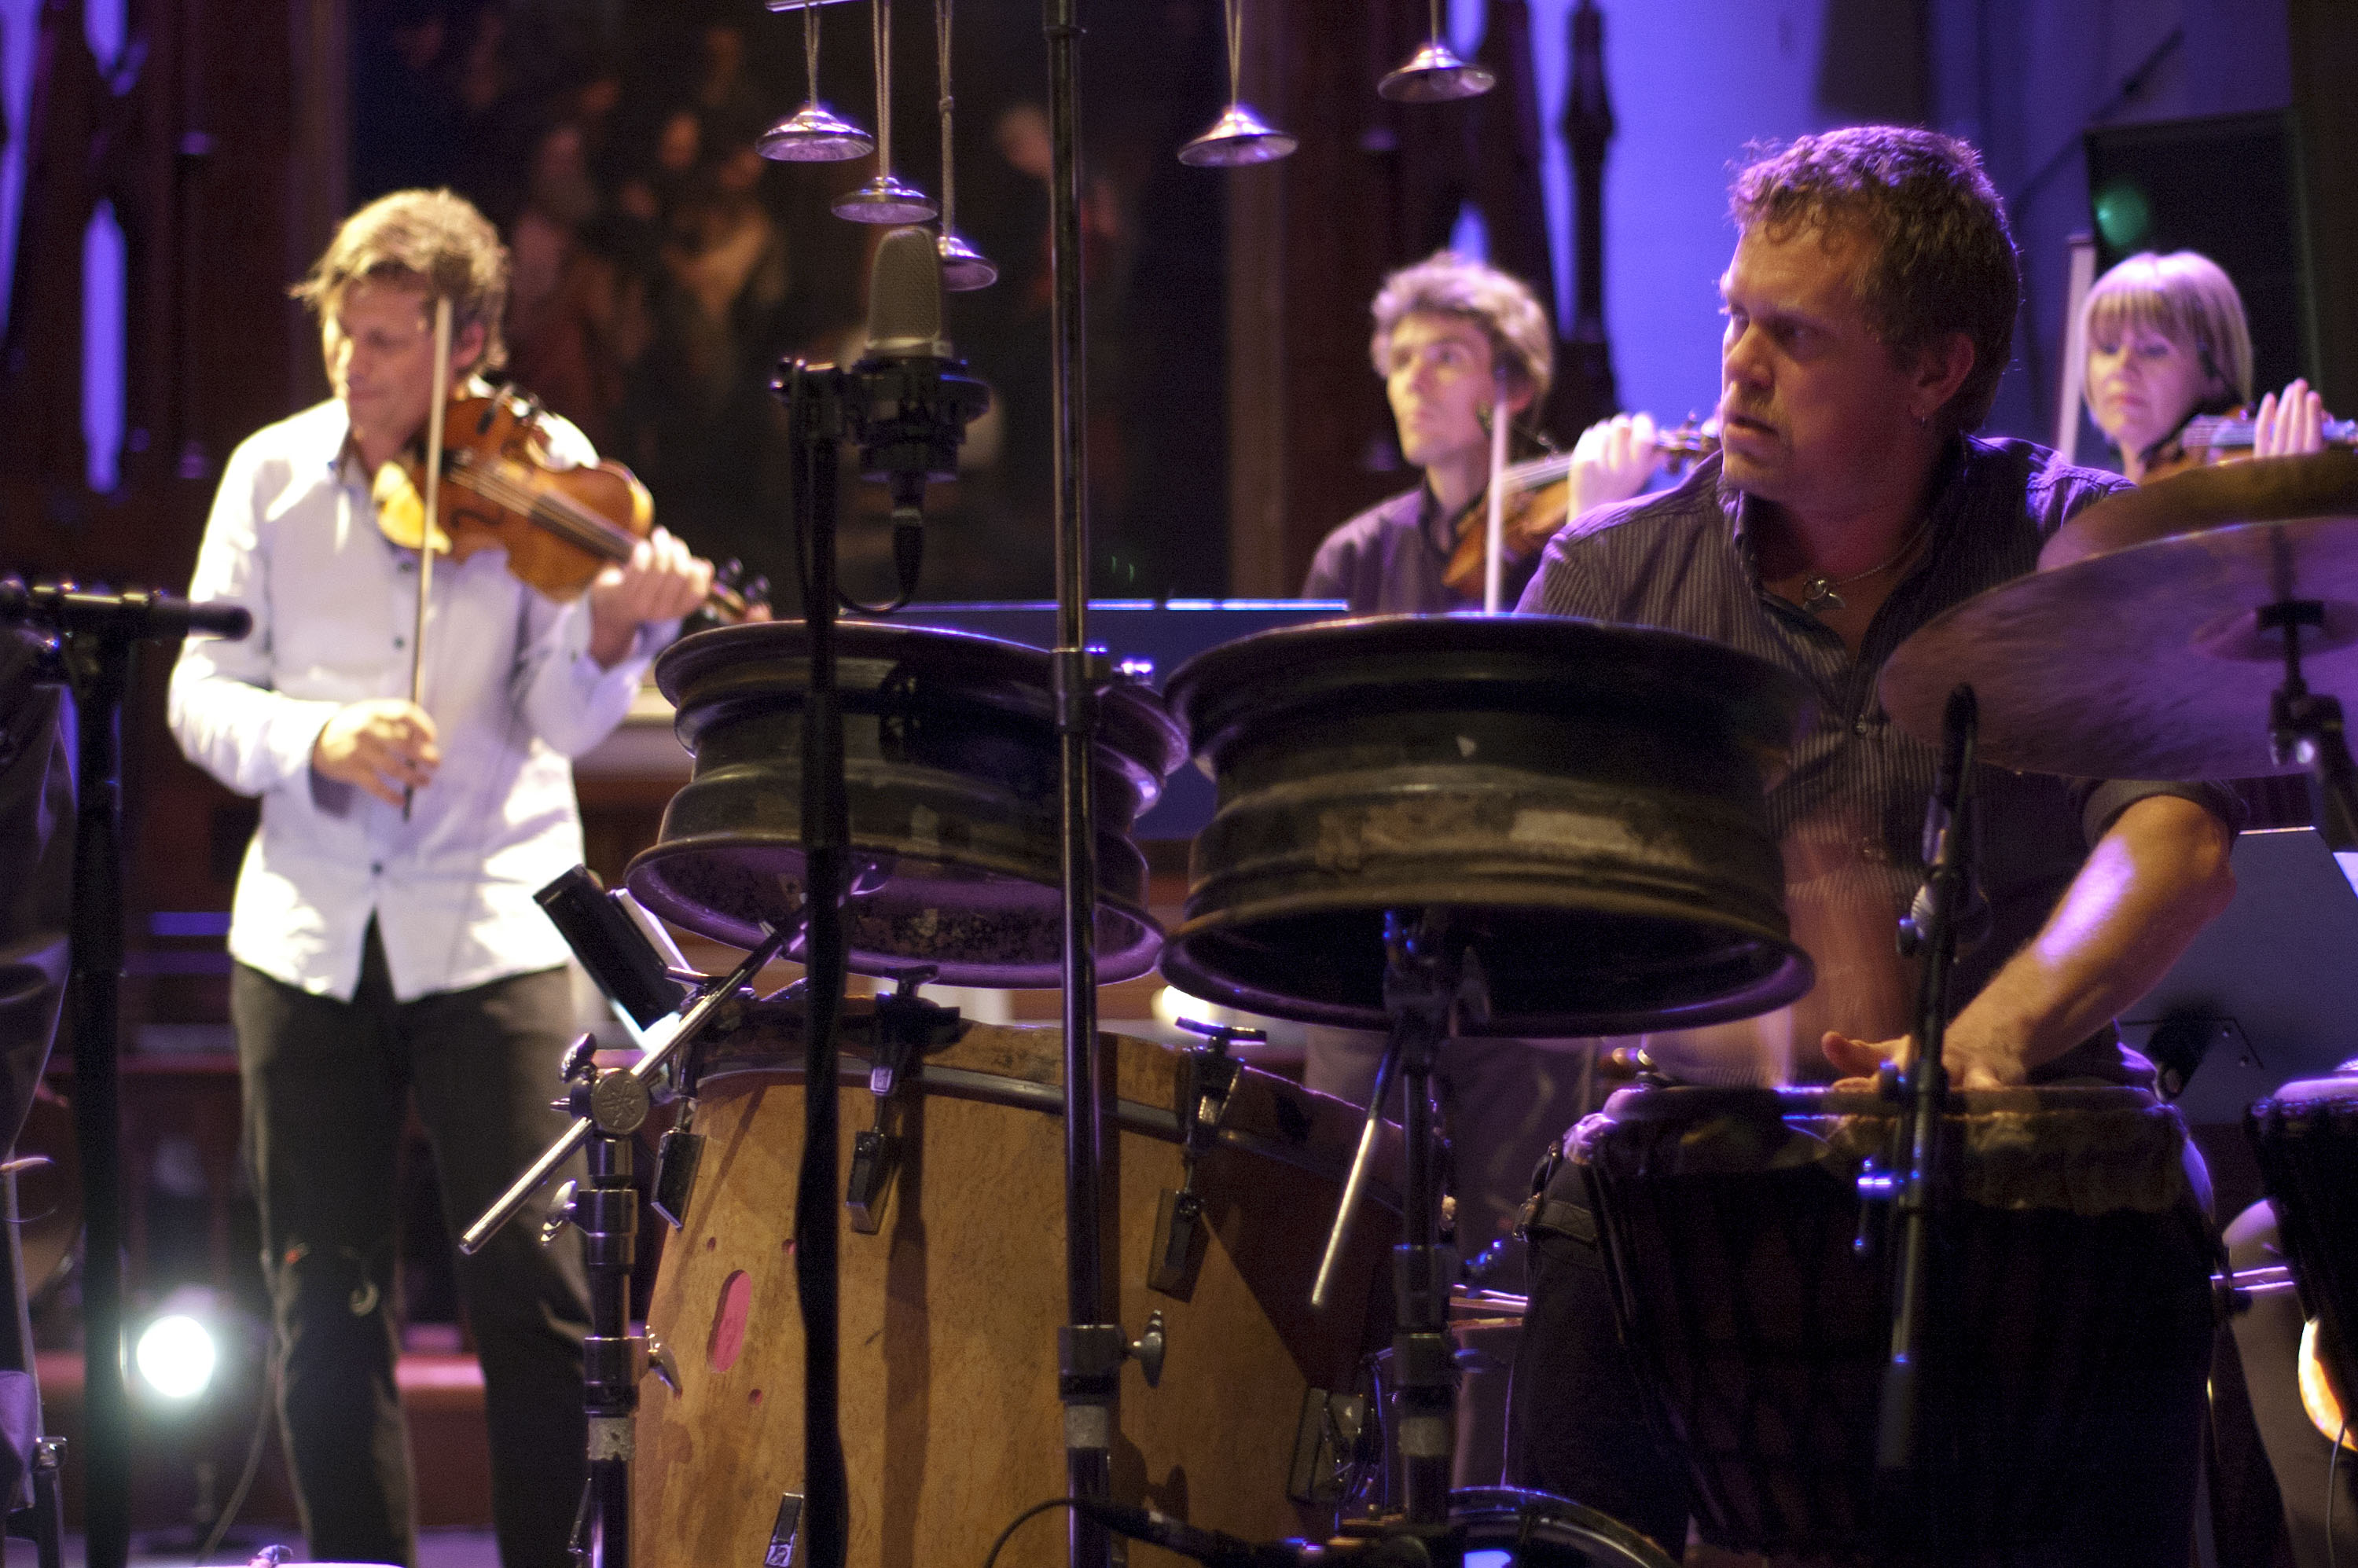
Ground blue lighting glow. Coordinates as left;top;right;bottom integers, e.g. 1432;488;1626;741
0;0;39;334
1450;200;1493;264
83;200;126;494
83;0;123;69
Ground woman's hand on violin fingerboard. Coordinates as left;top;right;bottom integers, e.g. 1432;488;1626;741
314;700;441;806
587;527;716;668
1568;412;1663;519
2253;378;2330;458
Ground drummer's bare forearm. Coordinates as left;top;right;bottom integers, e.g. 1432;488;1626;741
1945;794;2235;1081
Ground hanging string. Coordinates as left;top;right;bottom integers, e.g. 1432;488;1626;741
935;0;956;233
803;0;823;105
1223;0;1243;105
871;0;894;177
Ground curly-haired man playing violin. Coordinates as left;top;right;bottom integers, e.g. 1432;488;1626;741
168;189;712;1568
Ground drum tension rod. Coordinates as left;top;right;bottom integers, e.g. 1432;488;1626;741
846;965;961;1234
1148;1016;1264;1296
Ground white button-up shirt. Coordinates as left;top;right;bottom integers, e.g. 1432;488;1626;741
168;398;667;1002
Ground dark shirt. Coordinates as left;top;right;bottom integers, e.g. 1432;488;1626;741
1304;484;1544;614
1517;435;2239;1081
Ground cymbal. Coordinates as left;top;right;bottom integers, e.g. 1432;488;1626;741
2043;451;2358;569
1884;464;2358;780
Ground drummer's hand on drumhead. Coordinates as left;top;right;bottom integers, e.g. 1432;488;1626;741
1822;1030;2018;1091
1567;413;1662;517
1820;1030;1894;1087
2253;379;2327;458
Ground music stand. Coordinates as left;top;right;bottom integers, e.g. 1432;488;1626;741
2123;825;2358;1126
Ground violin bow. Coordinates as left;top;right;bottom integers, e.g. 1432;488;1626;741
404;295;455;822
1482;365;1511;614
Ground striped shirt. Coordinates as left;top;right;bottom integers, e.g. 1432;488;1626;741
1516;435;2235;1082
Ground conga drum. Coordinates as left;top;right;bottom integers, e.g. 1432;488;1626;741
2249;1072;2358;1422
1578;1084;2217;1565
631;1007;1399;1566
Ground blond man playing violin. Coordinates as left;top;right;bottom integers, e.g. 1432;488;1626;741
168;189;713;1568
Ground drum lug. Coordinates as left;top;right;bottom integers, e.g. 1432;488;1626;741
843;980;959;1235
845;1129;902;1234
651;1102;704;1231
1150;1024;1260;1298
1148;1188;1205;1296
1173;1015;1261;1149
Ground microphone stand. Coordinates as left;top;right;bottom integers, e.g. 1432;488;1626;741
779;362;854;1568
1875;683;1978;1559
1038;9;1123;1567
0;581;252;1568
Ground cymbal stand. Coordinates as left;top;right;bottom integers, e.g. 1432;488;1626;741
1868;684;1978;1555
2263;601;2358;851
542;1037;672;1568
1038;5;1123;1566
1311;909;1487;1548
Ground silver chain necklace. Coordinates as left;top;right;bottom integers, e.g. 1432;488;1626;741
1795;517;1933;615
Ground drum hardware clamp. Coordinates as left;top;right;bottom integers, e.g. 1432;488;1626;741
1058;1310;1167;1396
461;920;788;1254
846;964;961;1233
1149;1017;1265;1295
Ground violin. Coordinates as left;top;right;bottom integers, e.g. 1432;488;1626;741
2179;411;2358;455
371;377;760;622
1441;416;1720;597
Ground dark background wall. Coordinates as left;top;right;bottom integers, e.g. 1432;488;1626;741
1;0;2351;1008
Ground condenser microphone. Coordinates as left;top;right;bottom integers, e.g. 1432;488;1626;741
850;227;990;606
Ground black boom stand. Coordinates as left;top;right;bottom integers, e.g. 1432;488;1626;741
0;579;251;1568
768;234;988;1568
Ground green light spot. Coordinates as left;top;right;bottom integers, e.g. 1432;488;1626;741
2094;180;2152;252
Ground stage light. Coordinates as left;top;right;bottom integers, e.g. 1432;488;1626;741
133;1312;218;1401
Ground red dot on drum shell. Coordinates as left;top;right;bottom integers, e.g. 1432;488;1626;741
708;1269;752;1373
704;1236;716;1251
750;1388;763;1405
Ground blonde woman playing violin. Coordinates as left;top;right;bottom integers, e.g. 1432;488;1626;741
2081;249;2337;483
167;189;715;1568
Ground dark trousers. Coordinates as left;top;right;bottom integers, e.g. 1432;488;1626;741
232;931;590;1568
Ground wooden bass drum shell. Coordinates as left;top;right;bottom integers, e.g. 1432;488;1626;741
633;1015;1399;1566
